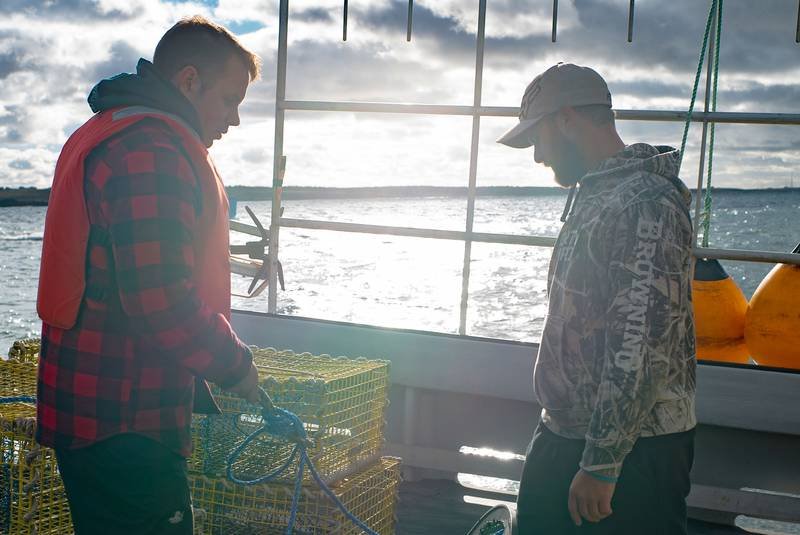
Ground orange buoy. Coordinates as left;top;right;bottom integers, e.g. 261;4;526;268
744;243;800;369
692;258;750;363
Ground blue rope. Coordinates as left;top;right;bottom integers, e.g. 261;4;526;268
226;403;379;535
0;396;36;404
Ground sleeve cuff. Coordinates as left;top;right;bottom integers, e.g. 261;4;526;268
580;441;626;481
215;343;254;389
580;468;618;483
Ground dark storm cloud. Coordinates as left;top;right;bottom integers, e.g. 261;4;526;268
0;0;797;188
0;52;21;79
295;7;334;24
358;2;478;65
0;0;133;20
249;0;800;188
348;1;800;90
91;41;145;80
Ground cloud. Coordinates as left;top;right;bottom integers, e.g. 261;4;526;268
91;41;146;81
0;0;133;20
9;158;32;170
0;146;57;186
0;52;21;79
295;7;334;24
0;0;797;190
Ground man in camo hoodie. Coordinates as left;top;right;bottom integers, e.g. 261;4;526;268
498;63;696;534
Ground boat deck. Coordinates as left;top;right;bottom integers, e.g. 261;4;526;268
396;479;756;534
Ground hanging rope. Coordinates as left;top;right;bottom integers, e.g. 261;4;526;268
701;0;724;247
226;389;379;535
678;0;719;172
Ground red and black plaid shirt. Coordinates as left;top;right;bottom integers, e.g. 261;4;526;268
37;119;252;457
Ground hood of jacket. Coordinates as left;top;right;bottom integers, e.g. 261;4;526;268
87;58;202;135
582;143;692;206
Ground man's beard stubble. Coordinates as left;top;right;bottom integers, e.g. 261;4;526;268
550;135;589;188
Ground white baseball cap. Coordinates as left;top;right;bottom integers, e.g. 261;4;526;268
497;63;612;148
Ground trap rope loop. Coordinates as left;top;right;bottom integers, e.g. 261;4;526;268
226;387;379;535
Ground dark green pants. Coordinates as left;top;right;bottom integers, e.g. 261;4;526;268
55;434;193;535
516;422;694;535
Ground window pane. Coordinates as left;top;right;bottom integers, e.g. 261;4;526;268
233;229;464;335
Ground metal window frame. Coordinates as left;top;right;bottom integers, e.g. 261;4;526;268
264;0;800;334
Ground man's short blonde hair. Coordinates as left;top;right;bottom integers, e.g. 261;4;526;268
153;15;261;84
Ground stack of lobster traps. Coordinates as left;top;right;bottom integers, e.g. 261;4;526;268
189;347;400;534
0;339;73;535
0;339;400;534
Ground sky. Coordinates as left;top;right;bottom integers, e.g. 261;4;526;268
0;0;799;190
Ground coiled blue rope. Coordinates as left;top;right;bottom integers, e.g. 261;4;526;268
226;388;379;535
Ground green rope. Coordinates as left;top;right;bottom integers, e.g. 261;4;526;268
701;0;724;247
678;0;719;172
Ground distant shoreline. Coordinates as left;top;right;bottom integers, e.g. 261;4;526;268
2;185;798;207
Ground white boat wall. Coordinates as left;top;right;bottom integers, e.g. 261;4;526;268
230;310;800;526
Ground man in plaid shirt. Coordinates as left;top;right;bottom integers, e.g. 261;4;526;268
36;17;261;534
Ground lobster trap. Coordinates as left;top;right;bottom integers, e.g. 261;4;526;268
191;348;390;484
0;339;73;535
0;359;38;401
6;339;41;364
190;456;400;535
0;402;73;535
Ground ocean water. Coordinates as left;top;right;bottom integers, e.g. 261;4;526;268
1;189;799;353
2;191;800;534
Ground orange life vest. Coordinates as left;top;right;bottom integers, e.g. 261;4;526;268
37;106;232;328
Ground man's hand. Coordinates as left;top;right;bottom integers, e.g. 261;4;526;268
226;362;260;405
567;469;615;526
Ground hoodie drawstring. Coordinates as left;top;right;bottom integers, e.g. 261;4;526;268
560;185;577;223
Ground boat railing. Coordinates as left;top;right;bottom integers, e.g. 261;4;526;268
232;217;800;268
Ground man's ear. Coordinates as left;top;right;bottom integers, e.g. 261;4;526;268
172;65;202;99
555;107;579;141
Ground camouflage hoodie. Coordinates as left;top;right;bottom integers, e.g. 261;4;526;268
536;143;696;481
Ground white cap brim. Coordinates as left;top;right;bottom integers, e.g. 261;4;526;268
496;115;544;148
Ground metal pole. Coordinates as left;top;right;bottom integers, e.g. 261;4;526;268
343;0;348;41
692;1;718;251
458;0;487;336
627;0;635;42
796;0;799;43
281;100;800;125
407;0;414;42
552;0;559;42
268;0;290;314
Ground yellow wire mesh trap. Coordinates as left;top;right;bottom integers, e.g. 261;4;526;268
190;456;400;535
190;348;391;485
0;344;73;535
0;358;38;401
6;339;41;364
